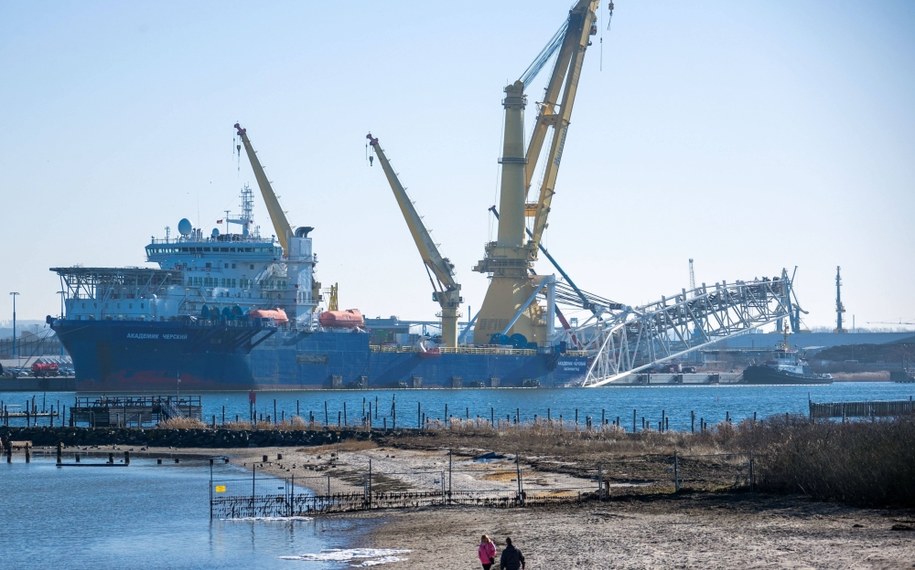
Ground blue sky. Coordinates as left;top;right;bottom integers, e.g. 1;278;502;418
1;1;914;331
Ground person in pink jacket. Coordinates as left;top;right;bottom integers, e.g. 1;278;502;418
478;534;498;570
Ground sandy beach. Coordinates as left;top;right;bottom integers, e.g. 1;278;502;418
111;442;914;569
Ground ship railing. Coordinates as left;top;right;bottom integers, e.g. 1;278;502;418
369;344;539;356
368;344;591;357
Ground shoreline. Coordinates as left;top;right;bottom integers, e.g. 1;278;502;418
47;442;915;569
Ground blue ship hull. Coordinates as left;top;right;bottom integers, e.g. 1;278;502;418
51;319;589;391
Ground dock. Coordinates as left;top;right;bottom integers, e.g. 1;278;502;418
809;398;915;420
70;395;202;427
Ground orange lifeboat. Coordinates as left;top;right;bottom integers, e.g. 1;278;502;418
319;308;364;329
249;308;289;324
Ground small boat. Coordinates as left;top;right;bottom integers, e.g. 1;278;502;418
742;343;833;385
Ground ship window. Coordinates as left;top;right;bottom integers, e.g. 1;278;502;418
250;264;254;269
224;263;228;268
232;263;236;268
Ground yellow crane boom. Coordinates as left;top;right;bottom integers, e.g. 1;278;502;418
525;0;602;254
367;134;463;347
234;123;293;254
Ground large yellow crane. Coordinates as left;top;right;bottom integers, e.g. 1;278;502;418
234;123;322;320
367;134;463;347
234;122;293;254
473;0;603;346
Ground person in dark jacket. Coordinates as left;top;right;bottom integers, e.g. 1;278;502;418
499;537;525;570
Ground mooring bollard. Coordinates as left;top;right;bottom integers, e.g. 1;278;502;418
124;451;130;466
56;442;63;466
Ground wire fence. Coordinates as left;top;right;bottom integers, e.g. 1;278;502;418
209;452;757;519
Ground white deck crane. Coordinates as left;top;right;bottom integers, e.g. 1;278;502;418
473;0;604;347
367;134;463;348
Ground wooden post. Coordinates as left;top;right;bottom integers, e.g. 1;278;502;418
748;453;754;489
597;463;604;499
673;452;679;492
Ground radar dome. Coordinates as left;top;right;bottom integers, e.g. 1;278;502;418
211;228;220;238
177;218;193;236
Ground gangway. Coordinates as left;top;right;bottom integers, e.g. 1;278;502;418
580;271;794;387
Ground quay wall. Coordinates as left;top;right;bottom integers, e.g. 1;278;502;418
0;426;401;448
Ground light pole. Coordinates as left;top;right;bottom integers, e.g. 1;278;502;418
10;292;19;362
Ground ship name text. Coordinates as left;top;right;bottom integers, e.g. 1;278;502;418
126;333;189;340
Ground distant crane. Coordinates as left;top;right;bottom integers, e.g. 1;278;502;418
688;259;696;297
835;265;846;333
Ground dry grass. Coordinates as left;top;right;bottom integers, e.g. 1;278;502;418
379;416;915;507
158;417;207;429
736;415;915;506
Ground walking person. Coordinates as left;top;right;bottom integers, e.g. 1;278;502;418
478;534;497;570
499;537;525;570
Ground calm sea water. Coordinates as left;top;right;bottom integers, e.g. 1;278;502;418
0;456;380;569
2;383;913;567
3;382;914;431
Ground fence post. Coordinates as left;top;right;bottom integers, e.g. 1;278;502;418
516;454;523;504
673;452;679;493
367;458;372;508
748;452;754;490
597;463;604;500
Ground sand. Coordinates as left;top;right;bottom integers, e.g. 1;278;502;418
116;443;915;569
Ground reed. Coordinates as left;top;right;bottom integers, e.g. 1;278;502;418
737;416;915;507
